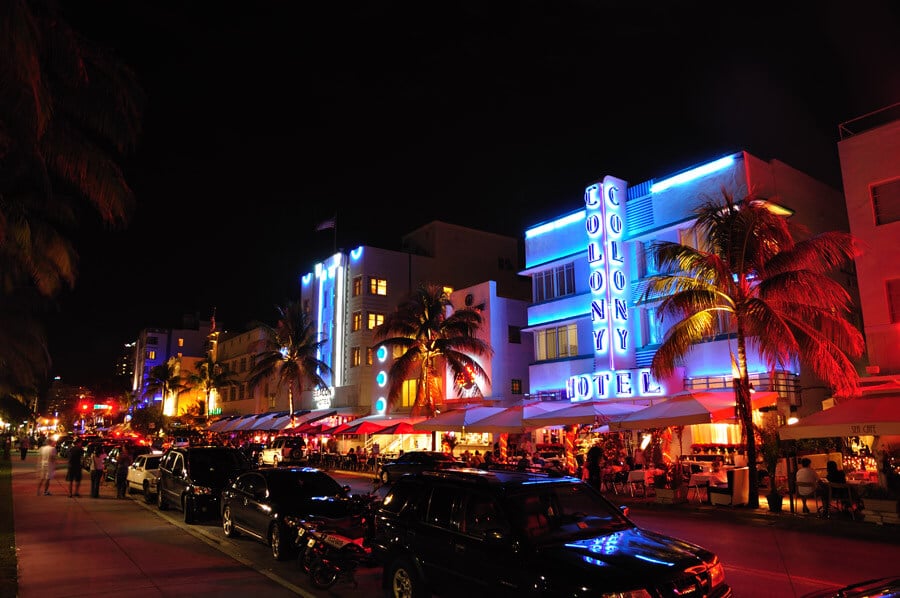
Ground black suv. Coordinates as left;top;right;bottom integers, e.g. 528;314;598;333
156;446;252;524
371;469;731;598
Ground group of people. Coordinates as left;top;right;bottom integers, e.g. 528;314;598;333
795;458;850;516
33;437;134;499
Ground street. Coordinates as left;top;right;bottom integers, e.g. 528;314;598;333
10;456;900;597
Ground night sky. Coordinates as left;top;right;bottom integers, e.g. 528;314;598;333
48;1;900;391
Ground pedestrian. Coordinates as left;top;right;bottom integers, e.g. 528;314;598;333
90;443;108;498
66;438;85;498
19;435;30;461
37;439;57;496
584;445;603;491
115;446;133;499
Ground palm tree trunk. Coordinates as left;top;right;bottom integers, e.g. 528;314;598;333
735;326;760;508
288;386;295;428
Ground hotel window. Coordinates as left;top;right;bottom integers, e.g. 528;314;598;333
535;324;578;360
888;279;900;323
238;384;246;400
240;357;247;372
352;276;363;296
369;277;387;295
511;379;523;395
678;226;710;253
638;241;658;277
147;336;158;346
352;311;363;332
398;379;417;409
146;350;156;360
351;347;361;367
508;325;522;344
367;312;384;329
177;338;184;347
366;347;375;365
872;179;900;225
641;307;663;346
533;262;575;302
229;387;236;401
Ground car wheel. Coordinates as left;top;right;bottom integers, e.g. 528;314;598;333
270;524;291;561
143;481;154;504
223;506;239;538
388;557;426;598
157;486;168;510
183;496;196;524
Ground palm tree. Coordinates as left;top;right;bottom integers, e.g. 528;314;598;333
142;358;187;416
645;192;864;508
248;302;332;428
373;283;493;418
185;356;238;418
0;0;143;400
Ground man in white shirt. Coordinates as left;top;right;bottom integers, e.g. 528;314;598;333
795;457;821;514
37;439;57;496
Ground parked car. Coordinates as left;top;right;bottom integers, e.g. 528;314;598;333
221;466;369;561
370;468;732;598
377;451;462;484
126;452;164;503
82;441;117;472
156;446;253;524
56;436;75;459
104;443;154;481
802;576;900;598
258;436;307;466
238;442;267;465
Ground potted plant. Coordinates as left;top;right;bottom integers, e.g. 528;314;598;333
756;424;784;512
654;459;688;504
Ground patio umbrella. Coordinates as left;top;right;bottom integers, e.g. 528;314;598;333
611;390;779;431
413;406;507;432
249;412;289;431
219;414;258;433
523;400;647;427
462;405;541;434
779;395;900;439
375;421;429;435
335;420;392;435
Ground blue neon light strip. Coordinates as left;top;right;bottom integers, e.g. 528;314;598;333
525;211;586;239
649;156;735;193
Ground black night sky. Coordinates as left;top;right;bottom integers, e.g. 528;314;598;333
48;1;900;390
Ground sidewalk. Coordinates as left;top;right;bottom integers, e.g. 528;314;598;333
7;451;304;598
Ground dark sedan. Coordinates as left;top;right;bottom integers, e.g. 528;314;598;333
377;450;462;484
221;466;367;561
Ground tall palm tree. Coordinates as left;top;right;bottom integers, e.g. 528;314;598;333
645;192;864;508
185;356;238;418
142;358;187;416
373;283;493;418
248;302;332;428
0;0;143;398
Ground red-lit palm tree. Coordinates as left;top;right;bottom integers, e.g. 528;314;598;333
373;283;493;418
645;192;864;508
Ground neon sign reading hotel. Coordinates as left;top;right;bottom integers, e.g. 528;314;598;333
567;176;664;401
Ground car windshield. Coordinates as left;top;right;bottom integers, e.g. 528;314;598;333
268;472;344;499
188;450;250;483
506;483;631;543
144;456;162;469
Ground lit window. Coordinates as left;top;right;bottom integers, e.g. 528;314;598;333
353;276;363;296
366;347;374;365
178;338;184;347
535;324;578;360
352;311;362;332
872;180;900;225
369;277;387;295
368;312;384;329
399;379;418;409
533;262;575;302
147;350;156;360
888;279;900;323
351;347;361;367
511;379;523;395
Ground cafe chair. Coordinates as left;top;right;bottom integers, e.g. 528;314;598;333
708;467;750;507
794;481;822;514
687;475;709;504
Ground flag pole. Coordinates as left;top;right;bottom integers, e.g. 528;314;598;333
333;214;337;254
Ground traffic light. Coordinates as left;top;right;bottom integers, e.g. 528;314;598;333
80;402;89;412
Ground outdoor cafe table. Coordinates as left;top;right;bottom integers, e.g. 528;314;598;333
626;468;663;497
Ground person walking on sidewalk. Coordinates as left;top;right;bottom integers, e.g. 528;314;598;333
89;443;108;498
66;439;85;498
19;435;29;461
115;446;133;499
36;439;57;496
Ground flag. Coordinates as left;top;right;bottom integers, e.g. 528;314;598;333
315;217;336;231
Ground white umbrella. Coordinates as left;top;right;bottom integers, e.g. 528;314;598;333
523;400;647;427
779;395;900;439
611;390;779;431
412;406;507;432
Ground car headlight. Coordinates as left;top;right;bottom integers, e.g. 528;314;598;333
283;515;301;528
